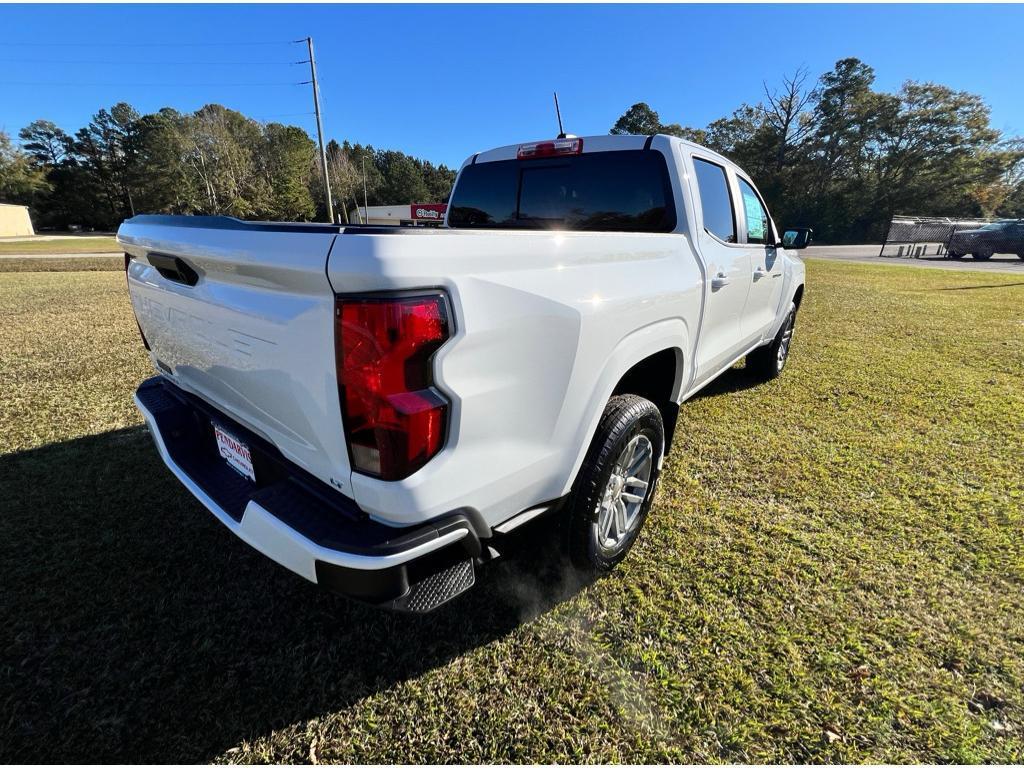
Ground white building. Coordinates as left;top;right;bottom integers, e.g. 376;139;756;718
348;203;447;227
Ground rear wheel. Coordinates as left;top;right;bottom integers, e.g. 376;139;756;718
565;395;664;572
973;247;993;261
948;250;965;260
747;303;796;381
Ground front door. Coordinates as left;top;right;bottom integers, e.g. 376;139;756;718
737;176;786;340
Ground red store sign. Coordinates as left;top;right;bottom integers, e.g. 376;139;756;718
410;203;447;221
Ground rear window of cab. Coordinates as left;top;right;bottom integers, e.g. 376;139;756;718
448;150;676;233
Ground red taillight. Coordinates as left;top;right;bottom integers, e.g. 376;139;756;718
336;293;451;480
517;137;583;159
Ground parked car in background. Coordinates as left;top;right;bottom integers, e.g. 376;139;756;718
120;133;808;612
948;220;1024;260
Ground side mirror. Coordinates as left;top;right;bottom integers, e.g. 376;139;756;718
781;227;813;250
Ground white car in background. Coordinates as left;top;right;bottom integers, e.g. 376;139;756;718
120;133;808;612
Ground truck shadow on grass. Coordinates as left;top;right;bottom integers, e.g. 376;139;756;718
689;361;765;400
0;426;593;762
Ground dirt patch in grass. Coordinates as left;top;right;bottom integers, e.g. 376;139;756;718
1;263;1022;761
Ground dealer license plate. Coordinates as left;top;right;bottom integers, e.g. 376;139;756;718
214;423;256;483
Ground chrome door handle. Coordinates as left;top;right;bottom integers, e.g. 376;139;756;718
711;272;730;290
753;267;767;281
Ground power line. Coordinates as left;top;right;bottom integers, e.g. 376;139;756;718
0;58;307;66
1;40;301;47
254;112;317;120
0;80;305;87
4;37;320;137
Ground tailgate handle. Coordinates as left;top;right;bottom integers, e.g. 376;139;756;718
148;253;199;287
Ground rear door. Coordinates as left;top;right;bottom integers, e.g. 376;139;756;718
1002;222;1024;255
121;218;353;496
688;155;752;379
736;175;786;340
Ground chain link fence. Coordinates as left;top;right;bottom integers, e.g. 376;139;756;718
879;215;1024;261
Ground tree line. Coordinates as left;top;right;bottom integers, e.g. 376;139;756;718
3;57;1022;240
611;58;1024;243
1;102;457;230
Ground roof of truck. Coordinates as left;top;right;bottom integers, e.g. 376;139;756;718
463;133;734;170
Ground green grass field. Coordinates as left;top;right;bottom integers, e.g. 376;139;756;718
0;235;121;255
0;255;123;273
1;260;1022;762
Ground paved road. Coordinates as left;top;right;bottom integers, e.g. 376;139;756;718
803;245;1024;275
0;233;114;243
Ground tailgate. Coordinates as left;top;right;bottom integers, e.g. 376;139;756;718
119;216;353;496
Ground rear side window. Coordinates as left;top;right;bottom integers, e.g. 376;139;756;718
448;150;675;232
738;177;770;245
692;158;736;243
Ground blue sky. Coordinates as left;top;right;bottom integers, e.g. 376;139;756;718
3;3;1023;168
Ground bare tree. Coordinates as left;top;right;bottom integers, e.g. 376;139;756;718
762;67;814;169
327;146;361;221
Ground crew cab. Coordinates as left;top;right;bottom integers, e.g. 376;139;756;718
120;134;808;612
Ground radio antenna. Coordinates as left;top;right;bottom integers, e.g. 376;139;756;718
553;91;566;138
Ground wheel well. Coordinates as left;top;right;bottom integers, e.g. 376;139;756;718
793;284;805;311
611;348;681;454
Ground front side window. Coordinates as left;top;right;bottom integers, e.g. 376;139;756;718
448;150;675;233
692;158;736;243
738;178;770;245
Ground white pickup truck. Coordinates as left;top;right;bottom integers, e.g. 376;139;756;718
121;134;808;612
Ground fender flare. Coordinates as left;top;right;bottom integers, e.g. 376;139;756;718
767;258;805;339
558;317;690;498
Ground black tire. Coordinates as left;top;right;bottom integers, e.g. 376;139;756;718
1017;253;1024;261
973;247;993;261
948;250;965;260
746;303;797;381
565;394;664;572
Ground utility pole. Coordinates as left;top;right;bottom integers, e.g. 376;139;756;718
305;36;334;223
361;155;369;224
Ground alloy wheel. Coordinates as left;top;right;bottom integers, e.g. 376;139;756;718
777;313;795;371
595;434;654;554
